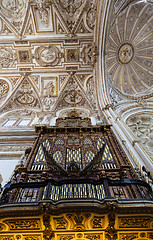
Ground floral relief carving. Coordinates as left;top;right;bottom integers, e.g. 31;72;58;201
54;0;86;31
54;76;92;111
0;79;9;98
14;79;37;106
0;47;16;68
86;76;96;109
81;44;97;66
1;0;24;14
59;0;83;15
42;96;54;110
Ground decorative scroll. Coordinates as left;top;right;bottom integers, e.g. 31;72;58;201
43;214;54;240
105;213;117;240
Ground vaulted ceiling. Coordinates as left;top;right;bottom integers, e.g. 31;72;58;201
0;0;152;184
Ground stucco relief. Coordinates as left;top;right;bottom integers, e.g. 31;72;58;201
0;47;16;68
0;0;27;31
0;80;9;98
86;0;97;30
36;0;49;26
127;113;153;160
59;0;83;15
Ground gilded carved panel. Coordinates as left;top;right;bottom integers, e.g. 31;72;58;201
4;219;41;230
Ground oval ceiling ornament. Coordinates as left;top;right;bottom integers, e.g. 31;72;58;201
118;43;134;64
35;46;61;67
106;1;153;98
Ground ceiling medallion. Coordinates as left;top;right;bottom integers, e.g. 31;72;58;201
35;46;61;67
64;90;82;105
118;43;134;64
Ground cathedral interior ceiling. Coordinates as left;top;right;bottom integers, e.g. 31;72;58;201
0;0;152;174
0;0;98;120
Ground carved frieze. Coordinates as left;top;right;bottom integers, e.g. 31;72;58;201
58;235;74;240
85;234;101;240
119;217;152;228
24;237;40;240
4;219;40;230
0;237;14;240
119;234;138;240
